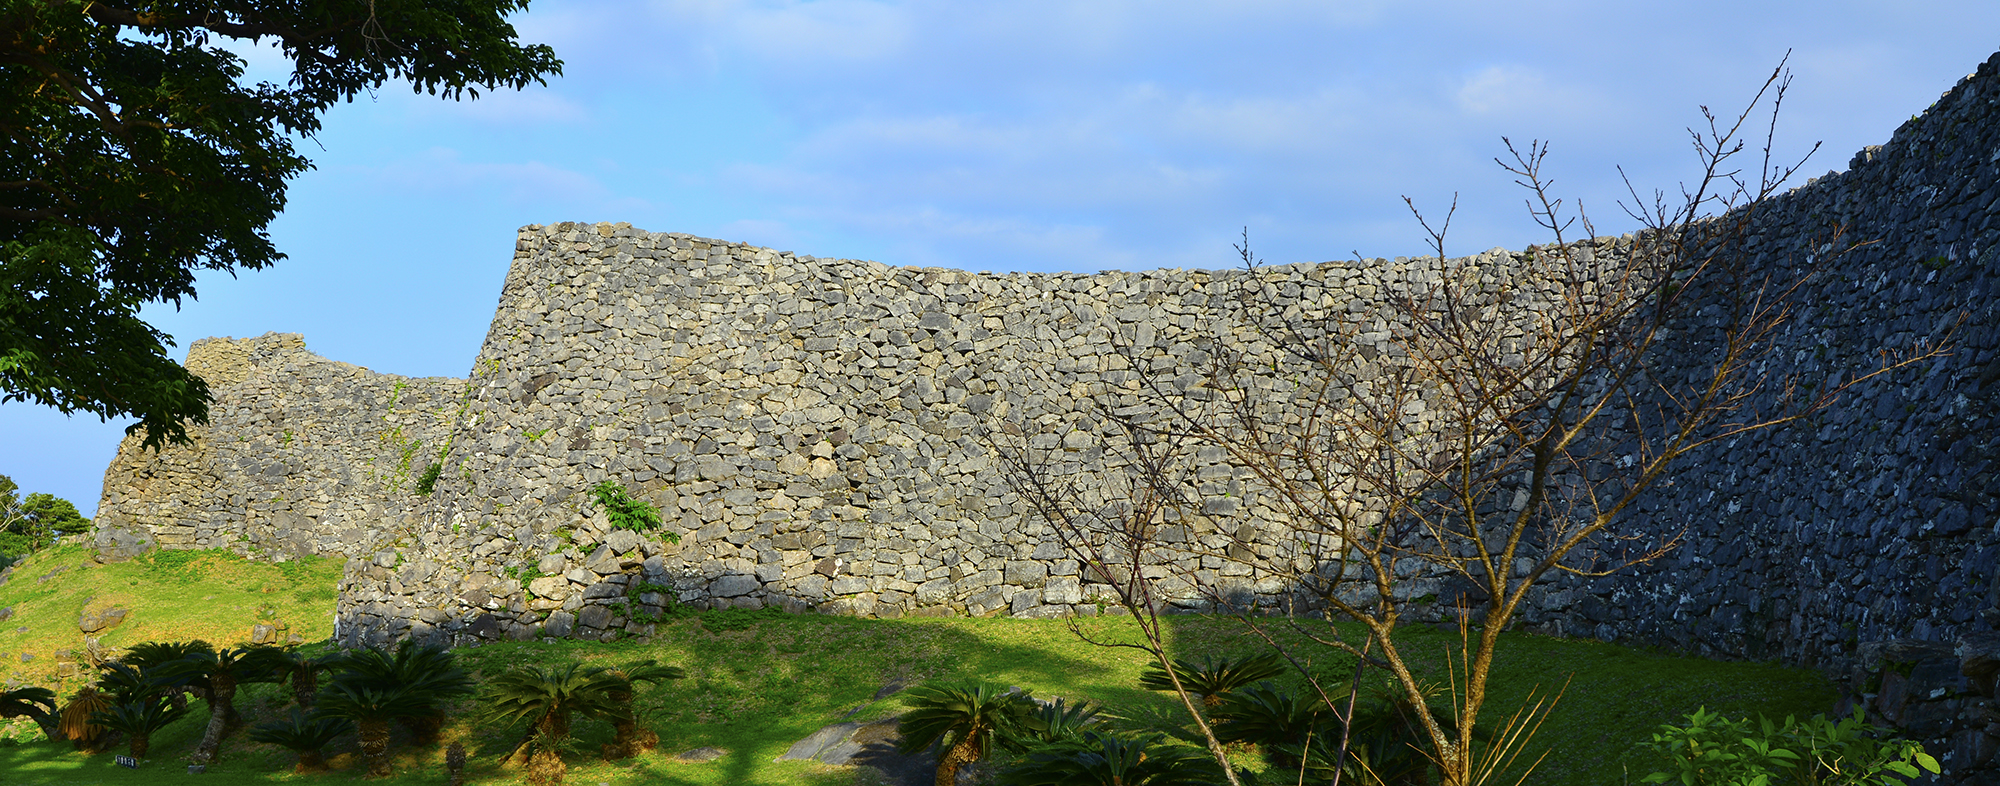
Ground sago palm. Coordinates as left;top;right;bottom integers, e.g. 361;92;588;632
997;732;1225;786
273;647;344;709
897;681;1037;786
249;708;354;773
1137;652;1286;709
597;659;683;759
482;661;624;784
316;682;433;778
154;644;291;764
121;640;215;711
91;696;188;759
57;685;114;751
0;686;58;740
1209;681;1339;769
333;641;473;744
1018;697;1102;747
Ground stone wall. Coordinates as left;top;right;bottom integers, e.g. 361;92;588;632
94;333;465;561
91;47;2000;780
333;222;1614;645
1505;52;2000;774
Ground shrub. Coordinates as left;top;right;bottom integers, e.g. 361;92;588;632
590;480;673;537
1637;706;1940;786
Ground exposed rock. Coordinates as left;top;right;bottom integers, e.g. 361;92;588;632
676;746;726;762
78;607;128;634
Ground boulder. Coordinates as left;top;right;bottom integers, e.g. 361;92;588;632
466;613;502;640
543;610;576;638
577;605;613;630
712;574;760;598
528;576;569;601
605;528;642;555
78;607;129;634
1957;630;2000;695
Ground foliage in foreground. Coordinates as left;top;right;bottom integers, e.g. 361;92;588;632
1637;707;1941;786
0;548;1872;786
0;0;562;446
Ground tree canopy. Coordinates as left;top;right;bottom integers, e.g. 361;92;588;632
0;0;561;448
0;473;88;560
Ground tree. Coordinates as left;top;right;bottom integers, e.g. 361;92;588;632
91;696;187;759
315;682;434;778
480;660;620;768
248;708;353;773
996;732;1225;786
269;646;342;709
997;61;1945;786
153;644;291;764
1137;653;1284;710
0;0;561;448
120;639;215;712
0;474;89;562
0;685;57;740
332;640;473;744
315;640;474;777
55;684;113;751
596;659;683;759
897;681;1038;786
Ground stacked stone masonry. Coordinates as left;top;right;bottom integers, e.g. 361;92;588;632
92;49;2000;779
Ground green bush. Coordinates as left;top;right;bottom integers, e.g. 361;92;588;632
589;480;675;539
1637;706;1939;786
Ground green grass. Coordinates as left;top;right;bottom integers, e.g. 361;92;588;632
0;547;1839;785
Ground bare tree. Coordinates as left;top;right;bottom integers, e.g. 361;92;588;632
997;59;1949;786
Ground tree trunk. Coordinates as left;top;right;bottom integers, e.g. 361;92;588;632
191;674;235;764
358;717;393;778
526;748;566;786
403;713;444;745
17;707;58;741
296;749;328;773
607;716;658;760
129;733;150;760
935;737;978;786
292;667;318;709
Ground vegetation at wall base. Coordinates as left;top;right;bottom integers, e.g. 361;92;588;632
0;544;1878;785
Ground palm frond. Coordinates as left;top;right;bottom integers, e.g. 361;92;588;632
1137;652;1286;703
248;708;353;752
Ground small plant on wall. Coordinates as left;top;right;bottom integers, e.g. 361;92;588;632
590;481;678;541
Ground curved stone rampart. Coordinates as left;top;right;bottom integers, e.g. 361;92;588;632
91;53;2000;774
94;333;465;561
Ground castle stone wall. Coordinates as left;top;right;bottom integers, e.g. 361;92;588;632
94;333;465;561
90;48;2000;778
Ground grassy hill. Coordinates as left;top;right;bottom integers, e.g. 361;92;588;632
0;545;1839;785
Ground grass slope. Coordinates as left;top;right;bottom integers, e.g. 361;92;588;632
0;547;1838;785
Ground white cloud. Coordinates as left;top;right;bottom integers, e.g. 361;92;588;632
1456;64;1589;117
360;148;650;214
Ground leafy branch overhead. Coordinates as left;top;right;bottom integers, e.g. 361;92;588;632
0;0;561;447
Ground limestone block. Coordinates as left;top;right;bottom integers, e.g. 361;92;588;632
529;576;569;600
544;611;576;638
712;574;760;597
1043;577;1083;605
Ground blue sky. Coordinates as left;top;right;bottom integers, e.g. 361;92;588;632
7;0;1999;516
